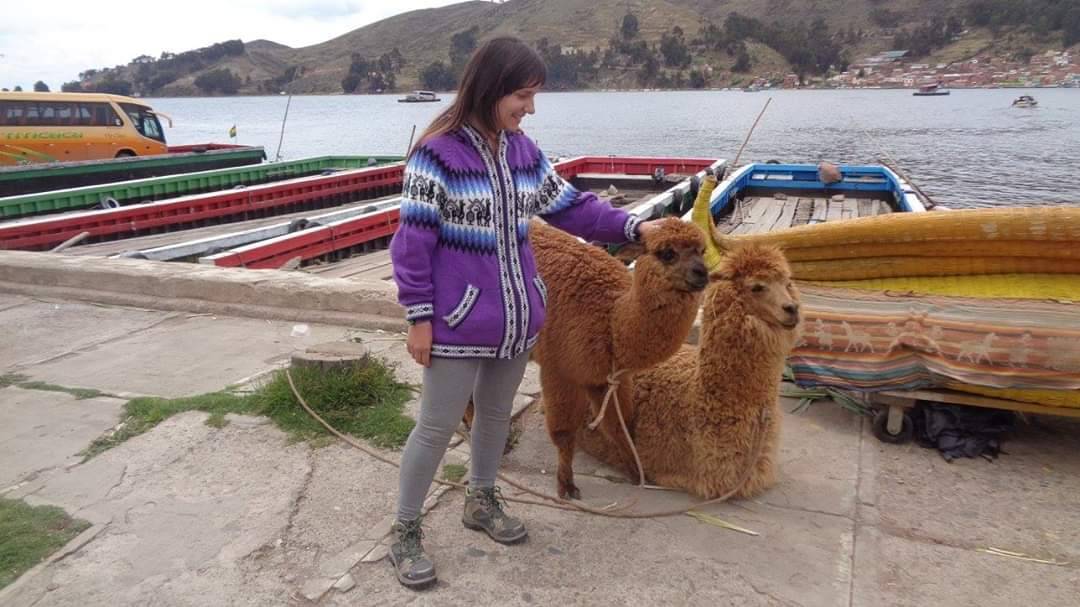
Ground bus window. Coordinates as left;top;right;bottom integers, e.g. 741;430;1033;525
77;102;122;127
0;101;25;126
119;102;166;142
54;103;75;125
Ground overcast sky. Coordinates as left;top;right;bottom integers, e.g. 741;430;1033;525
0;0;465;90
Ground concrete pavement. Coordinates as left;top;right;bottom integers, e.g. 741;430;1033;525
1;294;1078;606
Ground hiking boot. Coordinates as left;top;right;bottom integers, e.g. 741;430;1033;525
388;518;436;589
462;486;528;544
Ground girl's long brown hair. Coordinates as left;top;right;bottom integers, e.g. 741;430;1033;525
411;36;547;155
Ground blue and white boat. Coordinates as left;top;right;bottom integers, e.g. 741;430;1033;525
679;162;925;234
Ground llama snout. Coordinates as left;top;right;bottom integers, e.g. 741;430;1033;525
782;303;801;328
686;261;708;291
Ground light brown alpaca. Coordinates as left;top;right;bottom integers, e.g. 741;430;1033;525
579;242;801;499
531;218;707;499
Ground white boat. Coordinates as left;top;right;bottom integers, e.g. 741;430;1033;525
1012;95;1038;108
398;90;441;103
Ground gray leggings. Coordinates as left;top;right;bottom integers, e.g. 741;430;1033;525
396;352;530;522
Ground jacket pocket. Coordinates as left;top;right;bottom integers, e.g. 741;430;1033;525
443;284;480;329
533;276;548;308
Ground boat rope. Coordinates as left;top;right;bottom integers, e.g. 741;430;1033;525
851;122;938;209
587;368;646;487
725;97;772;180
286;368;769;519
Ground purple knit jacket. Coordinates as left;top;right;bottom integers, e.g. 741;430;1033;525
390;125;642;359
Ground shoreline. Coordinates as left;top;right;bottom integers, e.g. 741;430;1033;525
141;84;1075;100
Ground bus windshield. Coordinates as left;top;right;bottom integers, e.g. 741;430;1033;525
119;103;166;143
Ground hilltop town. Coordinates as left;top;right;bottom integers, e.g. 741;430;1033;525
747;47;1079;90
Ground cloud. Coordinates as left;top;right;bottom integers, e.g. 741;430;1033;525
0;0;462;90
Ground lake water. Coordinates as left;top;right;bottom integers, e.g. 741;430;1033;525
150;89;1080;208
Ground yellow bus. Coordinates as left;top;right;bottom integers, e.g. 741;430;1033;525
0;92;169;166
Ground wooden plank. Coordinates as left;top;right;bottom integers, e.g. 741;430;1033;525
825;197;845;223
773;198;799;231
877;200;894;215
809;197;829;224
728;197;772;234
857;199;876;218
842;198;859;220
792;198;814;226
878;389;1080;419
745;199;785;234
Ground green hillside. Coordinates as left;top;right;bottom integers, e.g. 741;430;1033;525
67;0;1079;95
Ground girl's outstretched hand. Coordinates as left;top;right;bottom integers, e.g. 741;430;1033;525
636;218;665;241
407;321;433;367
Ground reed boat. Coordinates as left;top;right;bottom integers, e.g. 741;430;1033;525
681;162;1080;442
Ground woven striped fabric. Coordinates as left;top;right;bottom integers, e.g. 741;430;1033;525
790;285;1080;408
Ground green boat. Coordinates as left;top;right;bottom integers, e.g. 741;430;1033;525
0;154;403;219
0;145;268;197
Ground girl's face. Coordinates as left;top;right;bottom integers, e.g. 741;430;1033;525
494;85;539;133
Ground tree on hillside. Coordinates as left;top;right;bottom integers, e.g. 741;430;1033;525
660;26;692;68
637;55;659;86
342;51;402;93
688;69;708;89
621;13;639;40
98;75;133;96
13;86;23;92
733;45;752;72
420;61;456;91
61;81;83;92
33;81;49;92
450;26;480;73
194;68;240;95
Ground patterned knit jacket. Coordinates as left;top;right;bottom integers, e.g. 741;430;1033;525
390;125;642;359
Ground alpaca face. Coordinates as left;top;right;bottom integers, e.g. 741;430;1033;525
746;276;801;330
636;218;708;293
710;245;801;331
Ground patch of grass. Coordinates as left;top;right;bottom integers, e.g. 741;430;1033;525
0;498;91;590
442;464;467;483
258;362;415;449
80;391;256;460
15;381;106;400
0;374;29;389
80;357;415;460
0;375;105;400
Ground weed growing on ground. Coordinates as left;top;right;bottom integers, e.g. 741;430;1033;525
79;357;415;460
0;499;90;590
15;381;106;400
442;464;468;483
0;374;29;389
0;374;105;399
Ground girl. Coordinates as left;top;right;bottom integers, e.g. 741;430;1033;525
388;36;660;589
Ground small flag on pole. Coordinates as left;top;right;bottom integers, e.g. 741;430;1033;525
228;124;237;139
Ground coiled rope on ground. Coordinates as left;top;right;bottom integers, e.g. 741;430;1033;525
286;367;768;519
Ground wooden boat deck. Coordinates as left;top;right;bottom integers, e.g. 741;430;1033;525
716;194;893;235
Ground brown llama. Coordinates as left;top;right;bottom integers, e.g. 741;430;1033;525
579;242;801;499
530;218;708;499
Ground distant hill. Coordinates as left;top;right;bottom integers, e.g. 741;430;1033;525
69;0;1079;95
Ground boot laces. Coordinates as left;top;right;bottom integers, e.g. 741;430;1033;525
477;486;509;518
398;519;425;557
